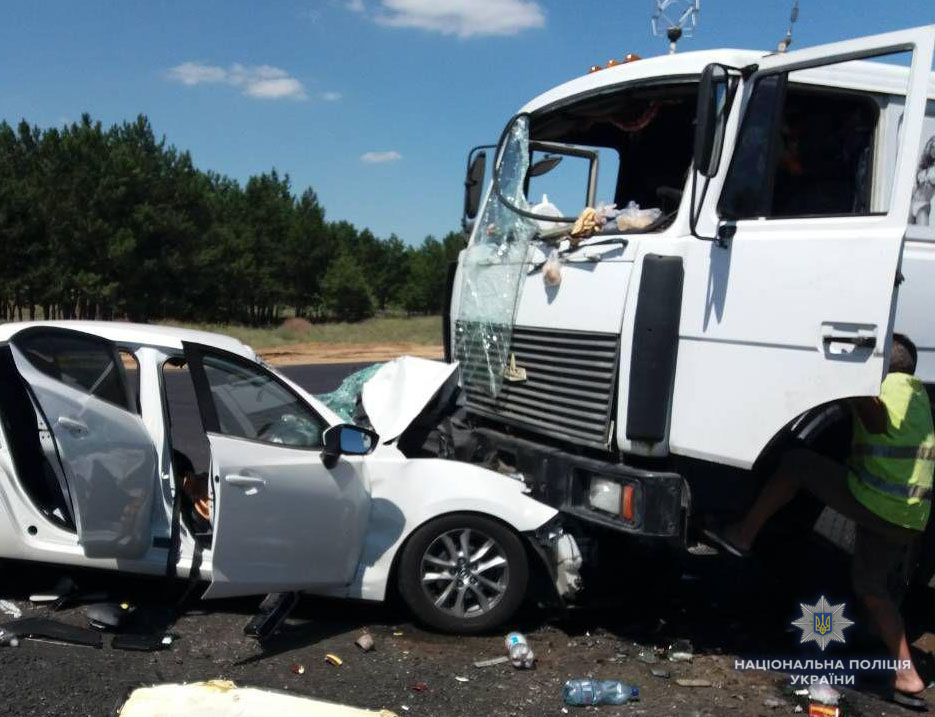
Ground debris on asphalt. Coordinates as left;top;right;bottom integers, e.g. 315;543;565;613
0;628;20;648
292;664;306;675
86;602;133;631
115;680;400;716
563;679;640;706
675;678;713;687
0;600;22;618
325;653;344;667
637;648;660;664
473;656;510;668
392;631;404;637
505;631;535;669
667;638;693;662
651;667;671;679
355;632;374;652
808;684;841;705
763;697;785;708
411;682;428;693
29;576;77;604
454;676;469;683
111;633;174;652
0;617;102;648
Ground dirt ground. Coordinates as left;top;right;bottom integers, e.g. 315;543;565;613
1;549;932;717
258;343;443;366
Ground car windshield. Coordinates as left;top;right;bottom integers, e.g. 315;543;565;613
490;81;699;240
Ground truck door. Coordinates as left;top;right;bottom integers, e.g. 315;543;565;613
183;343;371;599
672;26;935;468
5;327;157;558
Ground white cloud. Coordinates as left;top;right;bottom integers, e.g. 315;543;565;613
166;62;307;100
361;150;402;163
167;61;228;86
320;91;343;102
371;0;544;38
346;0;365;13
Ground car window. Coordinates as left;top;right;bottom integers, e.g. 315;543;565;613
202;353;325;448
120;350;141;415
14;330;133;412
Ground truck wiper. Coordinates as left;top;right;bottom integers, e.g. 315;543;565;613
527;237;628;274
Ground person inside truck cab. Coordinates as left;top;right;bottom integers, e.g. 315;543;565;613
709;334;934;710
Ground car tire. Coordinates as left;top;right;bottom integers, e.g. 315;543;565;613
397;513;529;634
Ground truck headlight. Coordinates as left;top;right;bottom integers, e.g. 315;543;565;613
588;477;622;515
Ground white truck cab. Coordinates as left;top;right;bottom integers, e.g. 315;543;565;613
440;26;935;555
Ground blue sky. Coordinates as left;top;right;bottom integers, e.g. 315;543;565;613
1;0;933;244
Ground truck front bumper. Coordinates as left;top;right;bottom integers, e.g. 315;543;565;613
475;428;686;540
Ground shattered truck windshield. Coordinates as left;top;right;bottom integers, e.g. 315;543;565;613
455;82;698;397
497;82;699;237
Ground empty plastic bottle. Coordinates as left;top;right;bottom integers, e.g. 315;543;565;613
563;679;639;706
505;631;535;669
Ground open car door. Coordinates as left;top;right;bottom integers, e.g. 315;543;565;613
671;26;935;468
183;343;371;599
5;326;157;558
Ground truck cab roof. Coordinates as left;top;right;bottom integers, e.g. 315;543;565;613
519;47;935;116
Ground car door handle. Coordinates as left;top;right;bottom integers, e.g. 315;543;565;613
224;475;267;488
56;416;89;437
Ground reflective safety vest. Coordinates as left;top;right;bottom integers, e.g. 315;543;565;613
848;372;935;531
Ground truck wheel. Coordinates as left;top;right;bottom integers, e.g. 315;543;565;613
397;513;529;634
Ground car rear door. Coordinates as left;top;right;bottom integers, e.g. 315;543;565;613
183;343;371;599
5;326;157;558
671;26;935;468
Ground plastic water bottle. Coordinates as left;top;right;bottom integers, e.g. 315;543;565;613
505;631;535;669
563;679;639;706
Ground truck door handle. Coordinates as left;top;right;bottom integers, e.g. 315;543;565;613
224;475;267;488
822;335;875;349
56;416;89;437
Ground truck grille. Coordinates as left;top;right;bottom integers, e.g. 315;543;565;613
456;323;619;449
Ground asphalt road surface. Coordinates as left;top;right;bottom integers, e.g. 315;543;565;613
0;363;933;716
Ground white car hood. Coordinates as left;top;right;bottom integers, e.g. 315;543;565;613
362;356;458;443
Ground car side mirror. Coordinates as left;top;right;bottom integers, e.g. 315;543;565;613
462;148;488;230
693;63;730;179
321;424;379;468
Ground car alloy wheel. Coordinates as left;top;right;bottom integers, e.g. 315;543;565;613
419;527;509;618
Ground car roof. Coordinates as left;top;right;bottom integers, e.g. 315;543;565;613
0;320;257;360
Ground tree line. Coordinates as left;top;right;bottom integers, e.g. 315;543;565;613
0;114;464;324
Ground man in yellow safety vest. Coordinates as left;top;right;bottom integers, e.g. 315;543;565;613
710;334;934;709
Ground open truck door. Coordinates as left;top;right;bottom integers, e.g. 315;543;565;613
3;327;157;558
670;26;935;468
183;343;371;599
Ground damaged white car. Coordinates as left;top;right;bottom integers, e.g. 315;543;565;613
0;322;580;633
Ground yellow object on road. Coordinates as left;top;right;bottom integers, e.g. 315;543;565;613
118;680;398;717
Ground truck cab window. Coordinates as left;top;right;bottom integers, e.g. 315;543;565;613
719;55;914;221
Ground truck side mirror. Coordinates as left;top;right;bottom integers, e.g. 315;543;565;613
693;63;730;178
463;149;487;224
528;155;563;177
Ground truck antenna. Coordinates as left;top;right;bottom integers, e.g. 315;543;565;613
777;1;799;53
652;0;700;54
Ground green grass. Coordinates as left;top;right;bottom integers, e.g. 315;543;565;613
164;315;443;349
